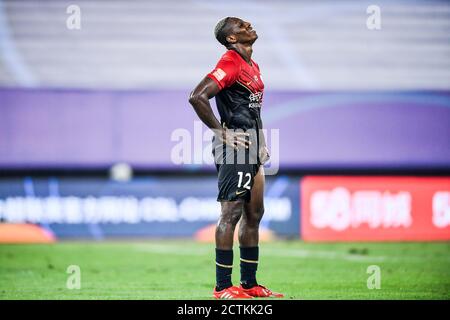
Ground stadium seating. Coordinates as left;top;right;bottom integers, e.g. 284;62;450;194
0;0;449;90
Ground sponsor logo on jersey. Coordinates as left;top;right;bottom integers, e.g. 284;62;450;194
212;68;226;81
249;91;263;108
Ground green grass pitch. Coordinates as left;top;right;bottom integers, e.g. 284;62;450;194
1;240;449;299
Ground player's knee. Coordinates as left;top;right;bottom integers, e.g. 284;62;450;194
220;203;243;227
228;207;243;226
254;206;265;220
247;206;264;226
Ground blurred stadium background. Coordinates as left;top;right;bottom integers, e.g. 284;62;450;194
0;0;449;299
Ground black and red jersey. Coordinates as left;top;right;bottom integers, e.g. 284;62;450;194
207;49;264;131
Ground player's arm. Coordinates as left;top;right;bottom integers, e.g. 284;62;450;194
188;77;249;149
257;122;270;165
188;77;222;131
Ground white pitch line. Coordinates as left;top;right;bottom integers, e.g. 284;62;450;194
133;244;388;263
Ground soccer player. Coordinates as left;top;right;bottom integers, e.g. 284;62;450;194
189;17;283;299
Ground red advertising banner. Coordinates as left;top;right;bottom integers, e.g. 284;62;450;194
301;176;450;242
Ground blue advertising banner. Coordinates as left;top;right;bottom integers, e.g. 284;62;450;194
0;175;300;239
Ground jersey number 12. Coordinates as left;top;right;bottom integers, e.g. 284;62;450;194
237;172;251;190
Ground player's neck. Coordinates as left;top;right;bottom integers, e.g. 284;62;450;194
230;44;253;64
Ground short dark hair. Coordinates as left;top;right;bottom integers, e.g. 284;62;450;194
214;17;235;47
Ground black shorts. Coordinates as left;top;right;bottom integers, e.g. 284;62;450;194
212;134;260;202
215;161;260;202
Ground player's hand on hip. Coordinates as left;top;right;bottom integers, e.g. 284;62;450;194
218;125;251;150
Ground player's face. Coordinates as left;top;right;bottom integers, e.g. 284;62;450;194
231;18;258;44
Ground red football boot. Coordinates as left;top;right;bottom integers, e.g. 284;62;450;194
240;284;284;298
213;286;253;299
